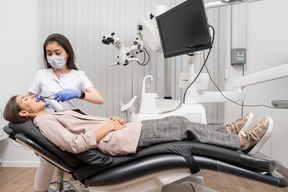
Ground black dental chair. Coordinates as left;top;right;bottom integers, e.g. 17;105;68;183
3;120;288;192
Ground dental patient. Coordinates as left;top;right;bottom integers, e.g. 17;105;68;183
4;95;273;156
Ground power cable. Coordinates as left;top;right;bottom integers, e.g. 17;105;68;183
183;24;215;103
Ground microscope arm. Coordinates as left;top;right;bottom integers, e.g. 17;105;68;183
102;32;141;66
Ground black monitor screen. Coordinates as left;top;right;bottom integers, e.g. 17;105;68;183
156;0;212;58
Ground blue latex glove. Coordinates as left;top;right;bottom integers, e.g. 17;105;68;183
34;95;50;107
54;89;81;102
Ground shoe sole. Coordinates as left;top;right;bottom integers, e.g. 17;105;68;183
248;117;273;155
238;112;254;135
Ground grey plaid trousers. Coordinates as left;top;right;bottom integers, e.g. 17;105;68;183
137;116;240;150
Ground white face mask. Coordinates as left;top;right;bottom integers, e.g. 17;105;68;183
47;55;66;69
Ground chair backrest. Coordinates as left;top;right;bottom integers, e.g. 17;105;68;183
4;121;83;169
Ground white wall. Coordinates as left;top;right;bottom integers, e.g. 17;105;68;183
224;0;288;166
0;0;41;166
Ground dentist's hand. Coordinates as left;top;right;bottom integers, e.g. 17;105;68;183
34;95;50;107
54;89;81;102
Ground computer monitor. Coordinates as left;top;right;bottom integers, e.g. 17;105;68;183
156;0;212;58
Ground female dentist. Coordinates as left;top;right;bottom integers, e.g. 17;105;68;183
28;33;104;192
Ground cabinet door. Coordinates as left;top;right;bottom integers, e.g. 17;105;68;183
272;109;288;167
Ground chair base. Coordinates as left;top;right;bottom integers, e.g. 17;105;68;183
88;169;208;192
49;168;88;192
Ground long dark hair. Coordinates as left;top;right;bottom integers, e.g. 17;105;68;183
43;33;78;70
4;96;29;123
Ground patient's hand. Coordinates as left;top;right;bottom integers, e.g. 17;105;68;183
95;120;127;142
110;116;126;126
108;119;127;131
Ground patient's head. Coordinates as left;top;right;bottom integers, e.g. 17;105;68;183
4;95;46;123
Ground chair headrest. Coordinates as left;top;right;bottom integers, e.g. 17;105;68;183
8;121;34;140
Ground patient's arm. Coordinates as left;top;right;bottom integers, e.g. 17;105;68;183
94;120;127;141
34;115;126;154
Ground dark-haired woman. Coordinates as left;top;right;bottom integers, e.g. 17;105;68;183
27;33;104;192
28;33;104;113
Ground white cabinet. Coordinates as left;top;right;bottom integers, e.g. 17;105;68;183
271;109;288;168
